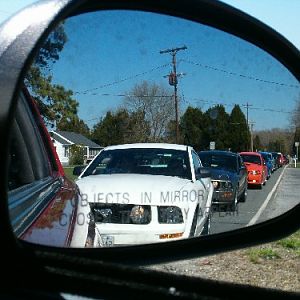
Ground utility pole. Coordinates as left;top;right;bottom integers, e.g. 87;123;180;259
242;102;253;151
243;102;252;128
160;45;187;143
249;121;255;152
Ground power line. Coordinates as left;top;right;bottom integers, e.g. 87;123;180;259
85;92;294;116
181;96;294;115
74;63;171;95
73;93;173;98
181;59;299;89
72;59;298;98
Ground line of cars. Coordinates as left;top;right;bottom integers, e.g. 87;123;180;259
72;145;289;247
10;87;288;250
198;149;288;213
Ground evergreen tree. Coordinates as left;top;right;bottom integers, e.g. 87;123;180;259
179;106;205;150
253;135;262;151
91;109;149;146
57;115;90;138
24;23;80;127
203;105;230;150
228;105;250;152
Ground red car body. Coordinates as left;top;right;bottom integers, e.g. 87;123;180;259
239;152;268;188
8;87;89;248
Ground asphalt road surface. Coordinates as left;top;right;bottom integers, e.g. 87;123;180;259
210;166;286;234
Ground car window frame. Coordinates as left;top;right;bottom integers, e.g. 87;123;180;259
7;90;64;238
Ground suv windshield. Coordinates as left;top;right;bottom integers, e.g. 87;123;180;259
82;148;192;180
198;153;237;172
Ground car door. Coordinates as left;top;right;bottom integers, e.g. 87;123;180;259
7;89;84;247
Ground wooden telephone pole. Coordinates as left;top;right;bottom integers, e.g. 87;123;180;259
160;45;187;143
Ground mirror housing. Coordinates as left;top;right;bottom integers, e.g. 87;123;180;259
196;167;211;180
0;0;299;264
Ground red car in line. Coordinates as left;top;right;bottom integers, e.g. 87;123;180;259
239;152;268;189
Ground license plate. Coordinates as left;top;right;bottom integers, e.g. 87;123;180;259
101;235;114;247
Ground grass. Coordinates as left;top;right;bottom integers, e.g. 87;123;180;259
246;230;300;263
276;230;300;253
247;248;281;264
63;166;78;182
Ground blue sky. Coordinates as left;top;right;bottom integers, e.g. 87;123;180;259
0;0;299;131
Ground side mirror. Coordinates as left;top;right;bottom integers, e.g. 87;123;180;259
73;166;85;176
196;167;211;179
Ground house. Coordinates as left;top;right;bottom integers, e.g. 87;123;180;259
50;131;103;166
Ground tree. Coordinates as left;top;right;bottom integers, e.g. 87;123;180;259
268;137;287;153
69;144;85;166
291;95;300;128
57;115;90;138
228;105;250;152
91;109;150;146
179;106;205;150
25;67;78;126
124;81;174;142
253;135;262;151
24;23;80;127
33;23;67;69
255;128;293;154
292;127;300;156
291;95;300;155
203;105;230;150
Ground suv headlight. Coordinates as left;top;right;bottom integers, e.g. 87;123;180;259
158;206;183;224
212;180;233;190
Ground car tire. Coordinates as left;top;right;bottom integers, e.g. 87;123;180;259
228;192;238;211
239;185;247;203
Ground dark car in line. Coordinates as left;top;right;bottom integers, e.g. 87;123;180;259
198;151;248;211
271;152;284;169
259;151;273;179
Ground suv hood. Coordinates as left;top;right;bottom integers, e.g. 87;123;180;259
209;168;237;181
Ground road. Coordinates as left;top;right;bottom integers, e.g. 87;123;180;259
210;166;286;234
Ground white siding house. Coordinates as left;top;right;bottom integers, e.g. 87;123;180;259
50;131;103;166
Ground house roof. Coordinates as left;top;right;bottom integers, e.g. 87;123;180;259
51;131;102;148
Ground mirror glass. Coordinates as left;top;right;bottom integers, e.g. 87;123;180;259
9;10;300;247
